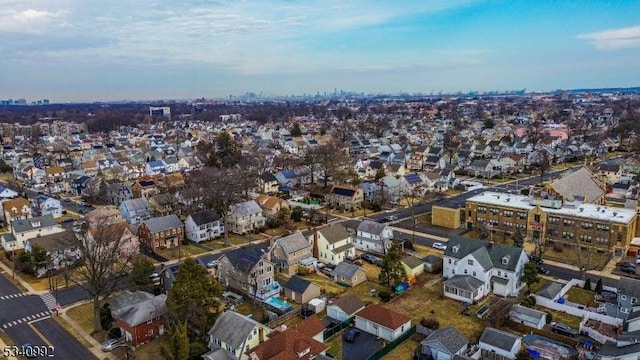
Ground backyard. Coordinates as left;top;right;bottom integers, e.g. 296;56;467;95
565;286;596;307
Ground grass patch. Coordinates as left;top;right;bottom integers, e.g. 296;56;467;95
55;314;95;347
388;274;485;342
529;278;552;293
535;307;582;329
18;272;59;292
235;301;267;322
263;228;286;237
65;302;105;343
412;245;442;258
325;334;343;360
156;244;206;260
384;338;420;359
134;337;169;360
565;287;596;307
361;262;380;281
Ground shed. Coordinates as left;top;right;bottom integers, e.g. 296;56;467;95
283;275;321;304
423;255;443;273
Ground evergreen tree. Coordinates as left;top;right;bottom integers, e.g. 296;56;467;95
161;322;190;360
374;166;386;181
514;228;524;248
128;256;155;293
521;262;540;292
595;278;603;294
378;243;407;288
583;278;592;291
166;258;223;340
290;121;302;137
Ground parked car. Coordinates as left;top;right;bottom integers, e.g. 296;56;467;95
344;328;360;343
432;242;447;251
101;338;125;352
537;265;550;276
361;253;379;264
620;266;637;275
617;261;635;268
528;254;544;265
321;267;333;277
550;322;578;337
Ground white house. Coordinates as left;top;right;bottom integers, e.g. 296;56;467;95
508;304;547;330
354;220;393;255
202;310;270;360
479;327;522;360
421;327;469;360
442;236;528;304
1;215;65;251
0;185;18;199
185;209;224;243
326;294;366;322
33;195;63;218
354;304;412;342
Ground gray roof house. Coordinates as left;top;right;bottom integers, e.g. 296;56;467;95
283;275;321;304
508;304;547;330
327;294;366;322
203;311;270;360
479;327;522;360
227;200;266;235
421;327;469;360
442;236;528;303
270;232;313;275
109;290;167;346
355;219;393;255
120;197;152;224
332;262;366;287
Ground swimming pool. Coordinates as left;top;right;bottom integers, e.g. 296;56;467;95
264;296;292;312
523;334;578;359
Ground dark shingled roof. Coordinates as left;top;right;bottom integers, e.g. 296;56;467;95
331;294;366;316
479;327;520;352
189;209;221;226
284;275;314;295
223;243;269;272
422;327;469;355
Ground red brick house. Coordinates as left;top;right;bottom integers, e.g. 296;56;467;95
138;214;184;252
109;291;167;346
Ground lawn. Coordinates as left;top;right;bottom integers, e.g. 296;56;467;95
134;337;169;360
325;333;343;360
529;278;552;293
387;274;485;342
156;244;206;260
65;302;105;343
534;307;582;329
17;272;53;291
361;262;381;281
565;286;596;307
384;338;420;359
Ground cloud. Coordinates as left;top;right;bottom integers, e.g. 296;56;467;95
0;8;69;33
578;25;640;50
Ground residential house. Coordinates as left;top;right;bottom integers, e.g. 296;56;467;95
86;221;140;263
293;315;325;343
109;291;167;346
255;194;289;218
227;200;266;235
355;220;393;255
245;327;328;360
2;198;32;230
467;159;501;178
423;255;443;273
85;205;124;227
442;236;528;303
105;181;133;205
258;172;279;194
599;162;623;184
120;198;153;224
355;304;412;342
479;327;522;360
310;224;355;266
331;262;366;287
283;276;321;304
138;214;184;252
144;160;166;175
203;310;270;360
163;157;180;173
71;175;91;196
32;195;62;218
149;193;175;216
617;278;640;317
217;244;280;301
325;185;364;211
24;230;80;277
508;304;547;330
1;215;64;251
421;327;469;360
44;166;66;192
599;341;640;360
0;185;18;199
132;179;161;199
326;294;366;322
380;176;403;203
185;209;224;243
270;232;313;275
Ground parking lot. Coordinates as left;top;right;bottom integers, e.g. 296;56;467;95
342;329;384;360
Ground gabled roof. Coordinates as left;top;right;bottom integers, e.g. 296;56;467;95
247;328;328;360
274;232;311;255
284;276;315;295
121;197;151;212
208;311;266;350
551;167;604;203
357;219;387;236
444;236;524;272
188;209;221;225
28;230;77;252
12;215;58;233
223;244;269;272
111;291;167;327
402;255;424;269
142;214;183;233
479;327;520;352
536;282;564;299
332;262;362;279
317;224;351;244
330;185;358;197
619;278;640;299
230;200;262;217
330;294;366;316
355;304;411;330
295;315;324;338
422;327;469;355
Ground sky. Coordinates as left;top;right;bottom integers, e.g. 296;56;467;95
1;0;640;102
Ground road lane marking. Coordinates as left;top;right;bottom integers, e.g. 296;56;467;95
27;321;54;347
28;316;51;324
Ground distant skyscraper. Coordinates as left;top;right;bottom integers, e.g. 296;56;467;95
149;106;171;118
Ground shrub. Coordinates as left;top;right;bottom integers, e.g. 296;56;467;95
595;278;603;294
527;296;536;306
188;342;209;360
266;218;281;229
379;290;392;302
583;278;592;291
420;317;440;330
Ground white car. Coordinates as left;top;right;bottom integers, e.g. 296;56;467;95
432;242;447;251
101;338;125;352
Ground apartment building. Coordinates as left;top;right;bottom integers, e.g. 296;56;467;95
465;189;637;257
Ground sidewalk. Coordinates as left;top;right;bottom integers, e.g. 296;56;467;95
0;260;40;295
58;301;118;360
391;226;448;242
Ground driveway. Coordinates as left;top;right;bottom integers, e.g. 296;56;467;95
342;329;384;360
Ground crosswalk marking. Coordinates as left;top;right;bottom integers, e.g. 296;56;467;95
1;310;54;329
0;292;27;301
39;292;57;310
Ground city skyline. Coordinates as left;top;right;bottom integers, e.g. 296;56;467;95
1;0;640;102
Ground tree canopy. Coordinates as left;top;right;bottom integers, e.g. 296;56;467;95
128;256;156;293
521;262;540;291
378;243;407;288
166;257;223;340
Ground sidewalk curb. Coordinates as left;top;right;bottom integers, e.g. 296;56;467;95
57;301;118;360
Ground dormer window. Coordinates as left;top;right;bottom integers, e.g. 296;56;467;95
296;347;311;358
452;245;460;253
502;255;510;265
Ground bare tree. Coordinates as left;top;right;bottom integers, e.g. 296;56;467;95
72;219;137;332
442;131;460;165
316;140;351;187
